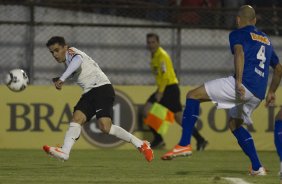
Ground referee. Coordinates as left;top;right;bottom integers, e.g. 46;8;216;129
144;33;208;150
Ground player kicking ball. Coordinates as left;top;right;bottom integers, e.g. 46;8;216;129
162;5;282;176
42;36;154;162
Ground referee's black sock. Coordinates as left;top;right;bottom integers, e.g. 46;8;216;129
192;127;205;143
150;127;163;143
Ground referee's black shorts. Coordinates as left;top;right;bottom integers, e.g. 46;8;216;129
147;84;182;113
74;84;115;122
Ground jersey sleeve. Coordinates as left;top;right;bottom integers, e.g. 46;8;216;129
270;49;279;68
158;55;170;93
60;55;83;81
229;30;244;54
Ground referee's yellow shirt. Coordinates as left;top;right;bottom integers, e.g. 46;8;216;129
150;47;179;93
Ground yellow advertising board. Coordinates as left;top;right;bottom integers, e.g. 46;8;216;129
0;85;281;150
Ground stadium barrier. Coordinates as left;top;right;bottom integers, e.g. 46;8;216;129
1;85;281;150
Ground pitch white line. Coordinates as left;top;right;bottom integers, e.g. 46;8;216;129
223;177;252;184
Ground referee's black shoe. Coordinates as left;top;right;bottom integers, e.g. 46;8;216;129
196;140;208;151
151;140;166;149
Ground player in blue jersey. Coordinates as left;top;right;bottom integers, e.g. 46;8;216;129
162;5;282;176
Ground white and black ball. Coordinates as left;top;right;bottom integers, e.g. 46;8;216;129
5;69;29;92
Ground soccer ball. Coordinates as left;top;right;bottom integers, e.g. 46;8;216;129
5;69;29;92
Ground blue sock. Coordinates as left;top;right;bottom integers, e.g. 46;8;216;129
178;98;200;146
232;126;262;171
274;120;282;161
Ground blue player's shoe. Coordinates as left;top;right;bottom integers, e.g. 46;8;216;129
249;166;267;176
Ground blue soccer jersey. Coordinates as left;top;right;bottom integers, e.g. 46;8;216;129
229;25;279;100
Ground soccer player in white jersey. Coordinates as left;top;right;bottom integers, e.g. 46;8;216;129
162;5;282;176
43;36;154;162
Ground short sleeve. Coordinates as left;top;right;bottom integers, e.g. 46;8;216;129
159;55;169;73
229;30;243;54
270;49;279;68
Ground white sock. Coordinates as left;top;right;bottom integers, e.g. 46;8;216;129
62;122;81;155
130;136;144;148
109;125;143;148
280;162;282;173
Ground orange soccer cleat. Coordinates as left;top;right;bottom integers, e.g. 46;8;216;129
43;145;69;161
161;144;192;160
138;141;154;162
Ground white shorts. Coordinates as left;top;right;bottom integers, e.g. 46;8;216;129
204;76;261;125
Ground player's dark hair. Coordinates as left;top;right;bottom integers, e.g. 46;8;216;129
146;33;159;42
46;36;66;47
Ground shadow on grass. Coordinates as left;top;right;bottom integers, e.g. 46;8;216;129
175;171;191;175
174;169;245;176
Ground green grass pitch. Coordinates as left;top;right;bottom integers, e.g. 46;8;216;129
0;149;280;184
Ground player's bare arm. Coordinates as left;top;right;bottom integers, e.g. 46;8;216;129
265;63;282;107
156;79;167;102
233;44;245;100
155;61;168;102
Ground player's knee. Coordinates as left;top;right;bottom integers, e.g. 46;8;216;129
228;118;243;131
98;124;109;133
72;112;86;125
186;90;197;99
97;118;112;133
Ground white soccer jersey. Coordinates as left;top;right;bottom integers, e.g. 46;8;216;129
60;47;111;93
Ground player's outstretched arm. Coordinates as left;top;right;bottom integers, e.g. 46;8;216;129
265;63;282;107
60;55;83;82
